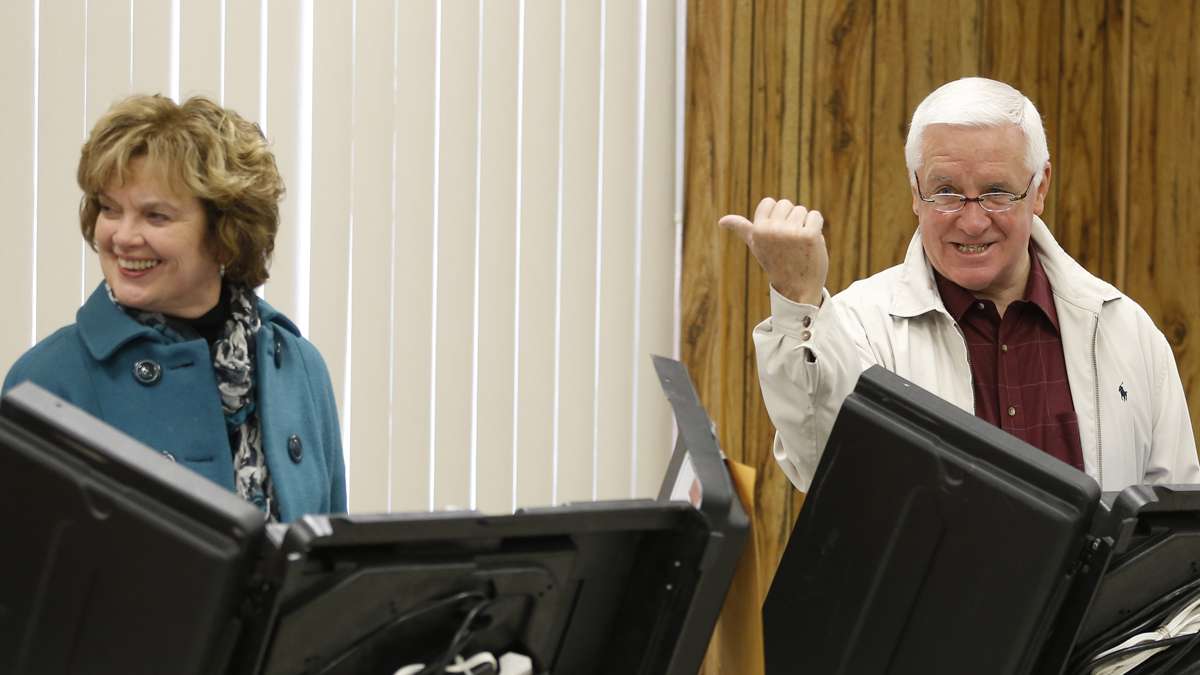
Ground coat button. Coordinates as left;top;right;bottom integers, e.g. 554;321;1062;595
274;336;283;368
287;434;303;463
133;359;162;385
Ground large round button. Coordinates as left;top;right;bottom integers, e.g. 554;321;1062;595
287;434;303;463
133;359;162;385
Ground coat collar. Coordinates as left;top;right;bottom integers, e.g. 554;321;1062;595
76;282;301;361
889;216;1121;319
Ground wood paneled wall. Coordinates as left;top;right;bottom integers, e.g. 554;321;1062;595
682;0;1200;659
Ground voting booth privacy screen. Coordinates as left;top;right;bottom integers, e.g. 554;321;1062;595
0;356;746;675
764;366;1200;675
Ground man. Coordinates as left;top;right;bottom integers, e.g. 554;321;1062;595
720;77;1199;492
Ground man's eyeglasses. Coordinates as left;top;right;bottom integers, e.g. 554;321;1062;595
914;172;1036;213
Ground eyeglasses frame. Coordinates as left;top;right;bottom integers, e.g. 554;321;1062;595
914;171;1037;214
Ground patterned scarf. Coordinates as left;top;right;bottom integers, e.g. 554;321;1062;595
108;283;280;521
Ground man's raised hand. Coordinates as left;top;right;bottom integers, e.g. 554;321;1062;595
718;197;828;306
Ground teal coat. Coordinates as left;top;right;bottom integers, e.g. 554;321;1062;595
3;284;347;522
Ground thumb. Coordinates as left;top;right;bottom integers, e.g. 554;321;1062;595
718;214;754;242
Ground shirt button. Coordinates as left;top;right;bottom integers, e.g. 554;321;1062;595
976;302;986;310
1007;406;1017;417
288;434;303;463
1001;344;1008;353
801;315;812;328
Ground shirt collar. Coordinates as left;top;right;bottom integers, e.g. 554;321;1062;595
932;244;1061;332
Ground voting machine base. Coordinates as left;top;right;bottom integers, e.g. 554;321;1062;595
0;356;746;675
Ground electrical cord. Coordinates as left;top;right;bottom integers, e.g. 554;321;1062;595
318;590;489;675
415;597;495;675
1077;635;1195;675
1083;578;1200;656
1071;578;1200;675
1075;592;1200;675
1142;623;1200;675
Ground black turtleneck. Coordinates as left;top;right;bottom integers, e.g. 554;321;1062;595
164;287;230;347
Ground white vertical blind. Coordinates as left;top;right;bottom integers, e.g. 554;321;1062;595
595;0;639;500
130;0;171;96
35;0;85;340
389;0;437;513
264;0;303;322
515;1;560;509
475;0;520;514
348;0;398;512
83;0;131;293
432;0;480;512
556;0;603;505
635;0;678;499
1;0;681;514
308;0;353;452
0;0;35;364
178;0;221;98
222;0;261;115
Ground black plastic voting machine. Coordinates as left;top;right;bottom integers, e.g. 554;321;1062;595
764;365;1200;675
0;356;745;675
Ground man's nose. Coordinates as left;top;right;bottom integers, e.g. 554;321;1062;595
955;200;991;235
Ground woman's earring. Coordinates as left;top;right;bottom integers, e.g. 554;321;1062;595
219;263;226;277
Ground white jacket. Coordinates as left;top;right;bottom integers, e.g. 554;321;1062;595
755;216;1199;492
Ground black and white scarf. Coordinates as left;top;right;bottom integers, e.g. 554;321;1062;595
109;283;280;521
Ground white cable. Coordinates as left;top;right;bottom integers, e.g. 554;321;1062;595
447;651;498;673
394;651;499;675
1091;594;1200;675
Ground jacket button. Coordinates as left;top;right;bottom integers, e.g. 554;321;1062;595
274;336;283;368
133;359;162;385
801;315;812;328
288;434;303;463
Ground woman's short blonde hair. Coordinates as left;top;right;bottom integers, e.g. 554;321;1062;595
77;94;285;288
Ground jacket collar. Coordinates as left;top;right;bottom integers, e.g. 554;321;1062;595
889;216;1121;318
76;282;301;361
77;284;166;360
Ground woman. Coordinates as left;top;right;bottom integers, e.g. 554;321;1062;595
3;94;346;522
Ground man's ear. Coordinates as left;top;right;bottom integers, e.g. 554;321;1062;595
1032;162;1052;216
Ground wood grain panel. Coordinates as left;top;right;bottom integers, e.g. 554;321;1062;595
681;0;753;480
870;0;981;275
686;0;754;662
1125;0;1200;438
798;0;874;291
979;0;1064;232
683;1;1200;671
1055;0;1125;282
743;0;805;594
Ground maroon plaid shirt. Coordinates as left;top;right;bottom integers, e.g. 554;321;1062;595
934;249;1085;471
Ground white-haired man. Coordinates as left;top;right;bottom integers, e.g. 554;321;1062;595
720;77;1199;492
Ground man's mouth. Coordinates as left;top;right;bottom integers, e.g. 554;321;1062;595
954;243;992;254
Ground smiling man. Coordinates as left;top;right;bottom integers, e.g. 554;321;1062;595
719;77;1199;492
